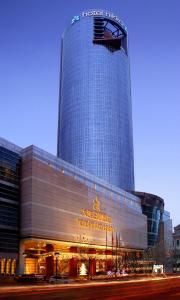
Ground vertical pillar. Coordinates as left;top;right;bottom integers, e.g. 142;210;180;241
45;244;54;278
1;258;5;274
46;256;54;278
4;259;7;275
89;258;96;275
18;241;26;274
106;259;113;271
69;258;78;277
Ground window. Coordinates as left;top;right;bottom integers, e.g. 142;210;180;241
93;17;127;53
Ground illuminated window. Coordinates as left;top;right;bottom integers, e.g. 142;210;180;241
0;259;5;274
93;17;127;53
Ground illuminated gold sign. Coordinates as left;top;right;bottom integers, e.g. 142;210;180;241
77;197;115;232
80;209;112;224
76;218;114;232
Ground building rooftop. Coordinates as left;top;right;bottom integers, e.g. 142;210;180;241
0;137;22;154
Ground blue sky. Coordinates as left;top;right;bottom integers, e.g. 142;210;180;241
0;0;180;226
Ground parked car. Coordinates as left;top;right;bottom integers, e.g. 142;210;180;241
48;275;74;284
15;274;46;282
15;274;37;282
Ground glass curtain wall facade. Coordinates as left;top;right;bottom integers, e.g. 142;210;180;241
132;192;164;247
57;10;134;191
173;225;180;272
0;144;21;274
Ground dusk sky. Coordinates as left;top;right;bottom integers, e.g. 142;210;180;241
0;0;179;226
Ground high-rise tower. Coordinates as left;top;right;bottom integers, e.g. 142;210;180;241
57;10;134;191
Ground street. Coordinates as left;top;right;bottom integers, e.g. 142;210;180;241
1;277;180;300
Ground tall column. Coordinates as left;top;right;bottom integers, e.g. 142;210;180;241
46;256;54;278
69;258;78;277
89;258;96;275
18;241;26;274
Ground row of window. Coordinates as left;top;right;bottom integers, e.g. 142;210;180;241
0;228;18;252
0;147;20;254
0;182;20;200
174;239;180;246
0;258;16;274
0;168;19;183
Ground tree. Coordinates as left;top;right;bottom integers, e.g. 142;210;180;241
79;262;87;276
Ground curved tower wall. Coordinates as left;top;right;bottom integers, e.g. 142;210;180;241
57;10;134;191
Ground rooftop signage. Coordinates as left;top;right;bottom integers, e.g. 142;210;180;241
81;10;127;31
71;15;80;24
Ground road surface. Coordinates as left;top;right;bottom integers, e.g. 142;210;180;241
1;277;180;299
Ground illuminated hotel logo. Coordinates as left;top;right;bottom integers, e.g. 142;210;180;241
71;15;80;24
93;196;100;212
77;197;115;232
71;10;127;32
